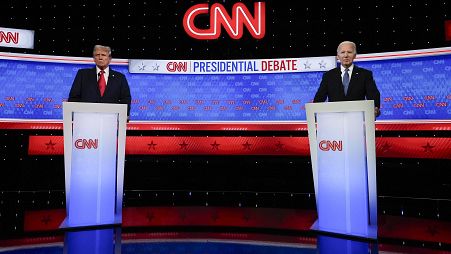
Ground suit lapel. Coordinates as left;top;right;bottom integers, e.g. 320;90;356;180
103;69;116;96
347;66;360;96
334;68;345;96
90;68;101;97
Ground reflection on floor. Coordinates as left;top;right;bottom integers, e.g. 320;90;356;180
20;206;451;249
1;228;450;254
0;227;377;254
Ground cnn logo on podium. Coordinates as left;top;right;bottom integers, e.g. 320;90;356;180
75;139;99;149
319;140;343;152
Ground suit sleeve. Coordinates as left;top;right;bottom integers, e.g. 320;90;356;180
119;75;132;116
313;72;328;103
365;71;381;108
68;70;82;102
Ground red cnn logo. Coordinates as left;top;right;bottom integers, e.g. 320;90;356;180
166;62;188;72
319;140;343;151
0;31;19;44
183;2;266;40
75;139;98;149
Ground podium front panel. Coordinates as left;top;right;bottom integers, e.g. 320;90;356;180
68;112;118;226
316;112;369;236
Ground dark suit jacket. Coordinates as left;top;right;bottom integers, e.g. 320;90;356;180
68;67;132;115
313;65;380;108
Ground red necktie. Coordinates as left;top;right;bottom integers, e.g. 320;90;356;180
98;70;106;96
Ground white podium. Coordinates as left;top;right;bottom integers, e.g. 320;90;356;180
306;100;377;239
60;102;127;228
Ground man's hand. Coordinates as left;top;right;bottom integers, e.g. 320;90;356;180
374;107;381;118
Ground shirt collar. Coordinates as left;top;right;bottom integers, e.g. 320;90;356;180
96;66;110;76
340;64;354;73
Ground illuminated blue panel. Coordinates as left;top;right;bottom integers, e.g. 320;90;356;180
65;228;114;254
127;72;316;121
0;55;449;121
317;235;373;254
358;57;450;119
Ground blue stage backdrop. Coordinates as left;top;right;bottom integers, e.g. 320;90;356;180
0;47;449;121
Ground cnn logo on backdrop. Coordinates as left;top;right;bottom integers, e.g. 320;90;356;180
0;27;34;49
74;139;99;149
0;30;18;44
319;140;343;152
183;2;265;40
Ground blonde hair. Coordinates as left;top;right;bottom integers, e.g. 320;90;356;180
93;45;112;57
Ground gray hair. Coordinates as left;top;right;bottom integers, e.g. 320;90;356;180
337;41;357;54
93;45;112;57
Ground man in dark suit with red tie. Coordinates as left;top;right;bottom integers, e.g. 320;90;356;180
68;45;132;119
313;41;381;117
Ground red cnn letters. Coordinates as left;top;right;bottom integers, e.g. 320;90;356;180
319;140;343;152
0;31;19;44
183;2;266;40
75;139;98;149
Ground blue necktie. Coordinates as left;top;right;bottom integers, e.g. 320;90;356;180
343;68;350;95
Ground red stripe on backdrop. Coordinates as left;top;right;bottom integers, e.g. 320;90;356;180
125;136;310;155
28;136;311;156
28;136;64;155
28;136;451;159
23;209;66;232
2;120;451;131
22;207;316;233
376;137;451;159
446;20;451;41
22;207;451;244
379;215;451;244
122;207;316;230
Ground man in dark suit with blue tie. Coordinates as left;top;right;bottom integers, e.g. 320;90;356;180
68;45;132;119
313;41;381;117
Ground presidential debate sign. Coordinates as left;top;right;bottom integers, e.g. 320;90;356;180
129;57;335;74
0;47;450;122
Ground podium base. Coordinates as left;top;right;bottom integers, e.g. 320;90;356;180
310;220;378;240
59;214;122;231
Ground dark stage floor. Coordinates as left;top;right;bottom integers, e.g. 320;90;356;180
1;227;450;254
